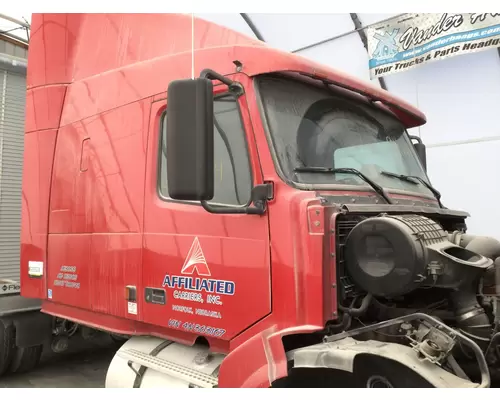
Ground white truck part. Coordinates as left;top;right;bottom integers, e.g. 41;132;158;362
106;336;225;388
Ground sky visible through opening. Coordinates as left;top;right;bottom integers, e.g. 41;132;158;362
0;13;32;42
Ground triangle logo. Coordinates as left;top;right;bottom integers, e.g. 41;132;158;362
181;237;211;276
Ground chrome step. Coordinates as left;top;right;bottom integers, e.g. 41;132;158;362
117;348;218;388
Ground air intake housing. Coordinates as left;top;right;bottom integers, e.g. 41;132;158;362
344;214;493;298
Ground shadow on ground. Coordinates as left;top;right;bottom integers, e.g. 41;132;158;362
2;334;498;389
0;333;119;388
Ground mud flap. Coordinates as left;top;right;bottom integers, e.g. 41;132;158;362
290;337;480;388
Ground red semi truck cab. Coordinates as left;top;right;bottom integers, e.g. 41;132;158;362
20;13;500;388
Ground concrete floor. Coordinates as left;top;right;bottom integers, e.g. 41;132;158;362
2;335;497;388
0;334;118;388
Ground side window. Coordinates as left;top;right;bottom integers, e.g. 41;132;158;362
159;94;253;206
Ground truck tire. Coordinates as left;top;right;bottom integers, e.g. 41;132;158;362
9;344;43;374
0;319;15;376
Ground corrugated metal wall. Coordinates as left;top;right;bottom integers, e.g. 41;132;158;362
0;69;26;282
0;37;27;283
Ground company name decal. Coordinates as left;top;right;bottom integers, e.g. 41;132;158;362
367;13;500;78
163;236;233;337
162;275;235;295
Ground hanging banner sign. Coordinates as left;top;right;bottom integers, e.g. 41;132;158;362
367;13;500;79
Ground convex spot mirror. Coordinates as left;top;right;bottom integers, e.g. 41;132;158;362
166;78;215;201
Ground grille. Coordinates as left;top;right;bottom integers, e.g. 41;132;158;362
335;214;366;299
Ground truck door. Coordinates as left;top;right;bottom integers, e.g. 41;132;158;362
142;83;271;340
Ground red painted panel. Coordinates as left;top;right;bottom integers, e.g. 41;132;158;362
20;130;58;299
28;13;260;88
41;300;229;354
89;234;142;319
46;234;91;309
86;100;149;234
26;14;80;88
219;329;273;388
28;13;424;129
25;85;68;133
49;122;92;234
142;232;270;338
47;95;149;317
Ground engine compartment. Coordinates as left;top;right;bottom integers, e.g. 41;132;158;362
332;211;500;385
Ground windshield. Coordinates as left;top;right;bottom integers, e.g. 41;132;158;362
256;76;433;197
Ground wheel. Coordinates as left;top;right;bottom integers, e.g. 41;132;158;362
353;355;434;388
365;375;394;388
0;318;15;376
9;344;43;374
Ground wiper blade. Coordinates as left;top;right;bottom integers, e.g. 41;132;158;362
380;170;444;208
380;170;419;184
294;167;335;173
294;167;392;204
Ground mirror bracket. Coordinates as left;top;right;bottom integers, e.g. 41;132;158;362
409;134;422;144
201;182;273;216
200;68;244;97
409;134;427;171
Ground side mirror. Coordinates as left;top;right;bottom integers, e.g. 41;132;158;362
409;135;427;171
166;78;214;201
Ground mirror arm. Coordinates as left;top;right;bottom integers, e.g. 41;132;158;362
200;183;273;216
408;134;427;171
201;201;251;215
200;68;244;97
409;134;423;144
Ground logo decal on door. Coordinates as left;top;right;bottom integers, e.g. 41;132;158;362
181;237;210;276
162;237;235;296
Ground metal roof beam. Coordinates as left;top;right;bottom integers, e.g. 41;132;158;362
0;13;30;29
239;13;265;42
292;14;405;54
349;13;388;91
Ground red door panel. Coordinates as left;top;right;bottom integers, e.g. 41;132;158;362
142;216;270;338
142;83;271;341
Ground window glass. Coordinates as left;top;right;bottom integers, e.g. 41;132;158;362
159;95;252;206
256;76;432;196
